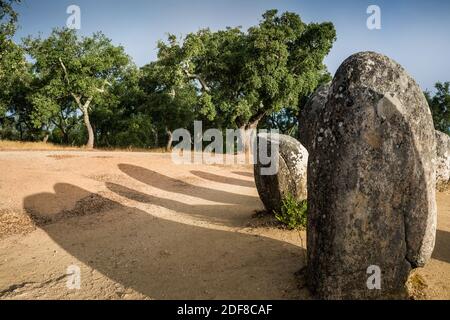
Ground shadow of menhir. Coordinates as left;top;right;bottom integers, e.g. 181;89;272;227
232;171;254;178
105;182;248;228
23;183;307;299
118;164;258;205
190;170;255;188
433;230;450;264
114;164;261;227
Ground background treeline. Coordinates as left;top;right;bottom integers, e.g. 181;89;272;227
1;1;448;150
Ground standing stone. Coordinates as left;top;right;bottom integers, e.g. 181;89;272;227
307;52;437;299
254;133;308;214
435;130;450;191
299;84;330;152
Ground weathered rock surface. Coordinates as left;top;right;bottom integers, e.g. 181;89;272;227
435;130;450;191
306;52;437;299
254;133;308;214
299;84;330;152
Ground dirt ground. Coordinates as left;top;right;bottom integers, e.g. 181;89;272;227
0;151;449;300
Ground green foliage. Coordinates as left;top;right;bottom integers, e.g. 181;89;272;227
24;29;130;101
262;108;299;137
275;194;308;230
0;0;26;119
426;82;450;135
243;11;335;122
113;113;155;148
139;59;199;147
90;65;151;147
0;0;20;40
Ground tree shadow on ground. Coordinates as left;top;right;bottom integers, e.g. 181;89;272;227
23;183;307;299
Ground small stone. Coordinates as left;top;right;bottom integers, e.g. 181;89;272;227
254;133;308;214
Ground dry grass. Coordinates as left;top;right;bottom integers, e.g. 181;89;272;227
407;271;429;300
47;154;80;160
0;140;81;151
97;146;168;153
0;193;118;239
0;140;167;153
0;209;36;239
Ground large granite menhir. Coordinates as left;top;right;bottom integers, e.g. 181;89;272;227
254;133;308;214
435;130;450;191
307;52;437;299
299;84;330;153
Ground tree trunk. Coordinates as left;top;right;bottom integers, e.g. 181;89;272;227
62;131;69;144
43;133;49;144
242;117;262;160
57;125;69;145
83;107;94;149
166;129;173;152
92;122;98;146
71;93;95;149
152;128;159;147
19;123;23;141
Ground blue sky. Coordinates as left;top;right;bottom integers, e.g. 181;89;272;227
13;0;450;91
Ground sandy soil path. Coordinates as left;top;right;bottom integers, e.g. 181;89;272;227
0;151;448;300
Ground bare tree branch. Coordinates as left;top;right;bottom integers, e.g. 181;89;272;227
95;79;112;93
182;68;210;92
58;57;70;86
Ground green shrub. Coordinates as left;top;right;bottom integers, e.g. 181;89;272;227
275;194;307;230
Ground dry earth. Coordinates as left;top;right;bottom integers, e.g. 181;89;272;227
0;151;448;300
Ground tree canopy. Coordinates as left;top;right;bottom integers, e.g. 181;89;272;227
157;10;336;133
0;0;25;119
0;7;342;149
24;28;132;148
